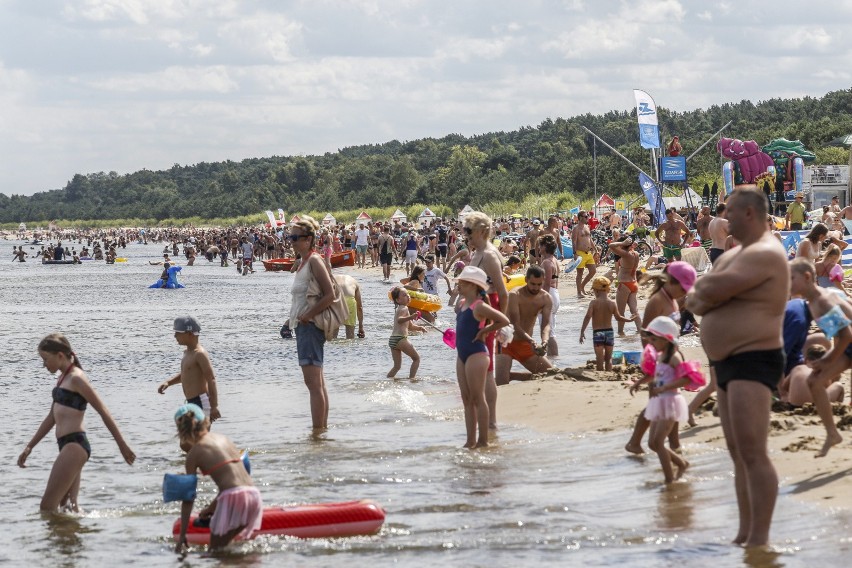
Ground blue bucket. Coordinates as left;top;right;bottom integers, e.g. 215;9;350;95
623;351;642;365
611;350;624;364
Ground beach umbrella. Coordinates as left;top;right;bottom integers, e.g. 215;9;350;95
510;213;522;218
827;134;852;147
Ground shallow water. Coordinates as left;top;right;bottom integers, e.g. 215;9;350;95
1;241;850;567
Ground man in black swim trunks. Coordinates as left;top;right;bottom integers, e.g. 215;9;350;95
687;188;790;549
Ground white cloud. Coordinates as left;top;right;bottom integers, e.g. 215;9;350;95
87;65;239;93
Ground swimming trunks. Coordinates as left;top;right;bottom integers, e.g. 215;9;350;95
344;296;357;327
701;239;713;251
501;340;535;362
619;281;638;293
709;247;725;264
592;328;615;347
710;348;785;392
53;387;88;411
662;244;682;260
388;335;405;350
57;431;91;459
576;249;595;269
186;393;211;416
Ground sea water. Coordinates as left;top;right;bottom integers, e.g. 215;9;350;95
1;241;850;567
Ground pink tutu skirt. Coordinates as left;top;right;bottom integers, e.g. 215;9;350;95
210;486;263;540
644;393;688;422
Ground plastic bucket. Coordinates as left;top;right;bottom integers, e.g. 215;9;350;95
623;351;642;365
611;350;624;365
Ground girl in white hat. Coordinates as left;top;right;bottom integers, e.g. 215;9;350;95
454;266;510;448
629;316;691;483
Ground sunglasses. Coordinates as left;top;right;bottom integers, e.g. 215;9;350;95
287;234;310;241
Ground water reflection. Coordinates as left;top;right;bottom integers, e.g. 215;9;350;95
656;481;694;531
43;512;93;566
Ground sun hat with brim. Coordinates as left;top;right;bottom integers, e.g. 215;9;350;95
456;266;489;290
643;316;680;344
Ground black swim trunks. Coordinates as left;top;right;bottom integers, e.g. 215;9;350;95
710;348;785;392
709;247;725;264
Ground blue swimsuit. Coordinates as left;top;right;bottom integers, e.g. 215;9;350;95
456;299;488;363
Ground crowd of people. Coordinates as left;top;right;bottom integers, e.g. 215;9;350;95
12;187;852;552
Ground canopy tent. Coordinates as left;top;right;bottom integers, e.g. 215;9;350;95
639;186;703;213
827;134;852;147
591;193;616;219
356;211;372;223
418;207;437;226
289;214;301;224
322;213;336;225
390;208;407;223
458;204;474;223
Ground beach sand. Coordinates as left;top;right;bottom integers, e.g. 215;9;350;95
498;361;852;509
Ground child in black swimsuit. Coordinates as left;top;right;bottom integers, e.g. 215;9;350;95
17;333;136;512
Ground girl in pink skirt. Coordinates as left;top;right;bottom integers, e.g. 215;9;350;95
173;404;262;551
629;316;691;483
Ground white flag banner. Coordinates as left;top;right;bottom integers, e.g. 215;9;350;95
277;208;285;220
633;89;660;149
265;210;277;225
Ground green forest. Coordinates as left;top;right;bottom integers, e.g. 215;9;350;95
2;88;851;227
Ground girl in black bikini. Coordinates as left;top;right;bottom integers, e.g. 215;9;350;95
17;333;135;512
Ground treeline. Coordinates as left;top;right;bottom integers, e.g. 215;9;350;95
2;88;851;225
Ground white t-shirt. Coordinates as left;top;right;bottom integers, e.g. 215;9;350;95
423;267;447;295
241;242;254;259
354;228;370;246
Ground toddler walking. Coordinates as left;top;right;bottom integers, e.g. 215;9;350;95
579;276;634;370
387;287;427;379
629;316;691;483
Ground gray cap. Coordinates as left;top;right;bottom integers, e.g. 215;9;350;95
173;316;201;335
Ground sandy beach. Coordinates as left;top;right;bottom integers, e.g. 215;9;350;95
496;272;852;511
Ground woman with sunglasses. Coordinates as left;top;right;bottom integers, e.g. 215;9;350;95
287;215;335;431
464;211;509;430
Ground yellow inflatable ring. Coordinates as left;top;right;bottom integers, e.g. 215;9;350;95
503;273;525;291
388;289;442;312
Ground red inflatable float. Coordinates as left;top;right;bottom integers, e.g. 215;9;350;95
172;499;385;545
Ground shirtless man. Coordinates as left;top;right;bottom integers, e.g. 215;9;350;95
12;246;27;262
632;208;650;239
707;203;729;264
524;220;542;265
466;211;510;429
158;316;221;423
377;225;395;283
571;211;596;297
687;188;789;548
495;265;554;384
545;216;566;259
696;206;713;252
655;208;691;262
607;237;642;335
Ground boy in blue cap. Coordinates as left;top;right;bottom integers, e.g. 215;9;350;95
158;316;221;422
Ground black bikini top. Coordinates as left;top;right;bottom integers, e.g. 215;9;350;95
53;387;88;411
52;364;87;411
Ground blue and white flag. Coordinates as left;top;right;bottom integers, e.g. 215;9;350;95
638;172;664;223
633;89;660;149
569;206;581;215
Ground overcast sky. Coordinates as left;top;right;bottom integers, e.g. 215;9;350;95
1;0;850;196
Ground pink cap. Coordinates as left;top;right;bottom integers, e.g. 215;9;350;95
666;261;697;292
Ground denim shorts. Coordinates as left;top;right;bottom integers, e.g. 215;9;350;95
295;322;325;367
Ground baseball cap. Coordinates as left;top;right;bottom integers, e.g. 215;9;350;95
665;261;697;293
173;316;201;335
643;316;680;344
532;219;542;225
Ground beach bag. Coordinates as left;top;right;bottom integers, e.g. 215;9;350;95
307;268;350;340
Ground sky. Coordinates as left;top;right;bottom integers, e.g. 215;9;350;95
1;0;851;196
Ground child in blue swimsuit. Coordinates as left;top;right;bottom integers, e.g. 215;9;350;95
454;267;510;448
17;333;136;512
